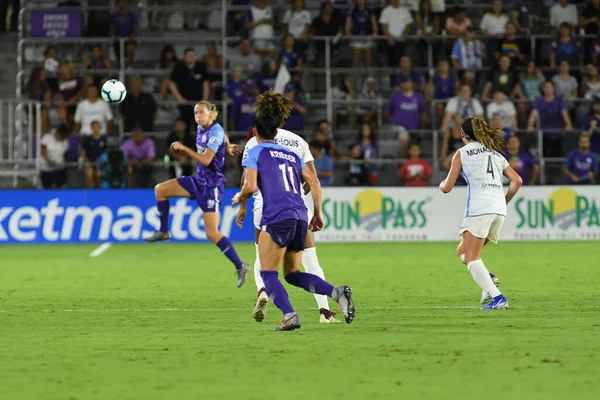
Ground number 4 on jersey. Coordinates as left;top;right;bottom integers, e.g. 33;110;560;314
487;155;495;178
278;164;298;193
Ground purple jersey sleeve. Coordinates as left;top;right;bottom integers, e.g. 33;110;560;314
207;126;225;153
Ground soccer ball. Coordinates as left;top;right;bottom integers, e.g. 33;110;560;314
101;79;127;104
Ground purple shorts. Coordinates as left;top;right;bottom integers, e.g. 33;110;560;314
177;176;223;213
263;219;307;252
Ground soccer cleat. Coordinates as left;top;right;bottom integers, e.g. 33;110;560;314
332;286;356;324
236;263;250;288
253;289;269;322
481;294;509;310
319;308;340;323
480;273;501;305
143;230;171;243
273;312;301;331
490;273;500;286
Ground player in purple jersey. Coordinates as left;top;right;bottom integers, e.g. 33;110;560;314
232;91;355;331
144;101;250;288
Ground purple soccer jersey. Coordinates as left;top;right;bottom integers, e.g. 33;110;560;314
347;6;374;35
387;91;425;129
532;97;567;139
433;72;456;99
195;122;226;187
242;142;308;226
232;96;257;132
564;150;599;184
176;122;227;212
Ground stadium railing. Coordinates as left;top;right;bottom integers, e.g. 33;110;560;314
0;99;43;187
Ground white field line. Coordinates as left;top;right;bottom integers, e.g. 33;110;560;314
89;242;112;257
0;305;598;313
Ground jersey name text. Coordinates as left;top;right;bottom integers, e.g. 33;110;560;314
270;150;297;162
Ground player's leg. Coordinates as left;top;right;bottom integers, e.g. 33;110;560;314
144;178;192;242
253;210;265;292
457;238;499;305
252;226;269;322
302;230;339;323
283;222;355;324
462;224;507;310
204;210;250;288
258;228;297;331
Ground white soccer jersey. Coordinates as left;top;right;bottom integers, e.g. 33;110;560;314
243;129;313;211
458;141;509;217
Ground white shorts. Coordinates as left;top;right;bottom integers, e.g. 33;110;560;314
350;38;374;49
253;39;276;52
459;214;505;244
253;199;312;230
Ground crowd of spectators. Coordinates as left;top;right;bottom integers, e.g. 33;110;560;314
10;0;600;188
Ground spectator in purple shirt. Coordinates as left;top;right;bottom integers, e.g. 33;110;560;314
255;59;278;93
425;59;458;125
387;77;425;157
345;0;378;68
564;135;599;184
230;81;258;133
224;66;246;103
527;80;574;157
121;127;155;188
110;0;138;62
582;98;600;156
504;136;539;185
391;56;422;91
550;23;583;72
282;83;306;132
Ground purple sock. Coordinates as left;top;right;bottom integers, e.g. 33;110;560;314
260;271;294;315
285;270;334;297
216;237;243;270
157;200;170;233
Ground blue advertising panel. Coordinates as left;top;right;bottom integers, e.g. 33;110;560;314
0;189;255;244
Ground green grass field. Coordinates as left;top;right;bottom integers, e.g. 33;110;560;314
2;242;600;400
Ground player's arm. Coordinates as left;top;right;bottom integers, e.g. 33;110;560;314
225;134;243;156
237;167;257;202
503;165;523;204
174;143;215;166
238;168;248;207
439;151;462;193
302;165;324;231
302;161;318;195
173;129;225;166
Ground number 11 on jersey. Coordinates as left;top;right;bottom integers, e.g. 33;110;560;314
278;163;298;193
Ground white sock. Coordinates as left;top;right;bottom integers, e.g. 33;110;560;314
253;243;265;292
467;259;501;298
459;254;466;264
301;247;330;311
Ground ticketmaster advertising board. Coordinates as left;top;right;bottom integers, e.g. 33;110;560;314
0;187;598;244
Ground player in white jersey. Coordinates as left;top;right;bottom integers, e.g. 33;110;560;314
439;117;522;310
236;92;340;323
